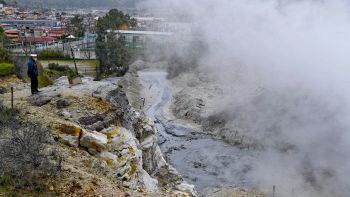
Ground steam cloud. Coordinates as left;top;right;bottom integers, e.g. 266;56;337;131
139;0;350;196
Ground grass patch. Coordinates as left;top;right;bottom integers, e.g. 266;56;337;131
0;63;14;76
38;71;53;88
67;69;78;79
40;60;98;67
38;64;53;88
38;50;71;60
0;175;12;186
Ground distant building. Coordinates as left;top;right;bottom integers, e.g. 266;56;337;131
1;23;17;30
3;7;15;16
33;27;49;38
0;19;58;28
110;30;173;49
24;36;56;44
5;29;20;42
48;27;67;38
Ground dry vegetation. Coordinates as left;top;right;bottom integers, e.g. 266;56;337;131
0;101;62;196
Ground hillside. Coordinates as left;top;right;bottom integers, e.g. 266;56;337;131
0;74;195;196
5;0;140;8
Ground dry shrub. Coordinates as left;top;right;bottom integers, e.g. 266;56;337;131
0;101;62;192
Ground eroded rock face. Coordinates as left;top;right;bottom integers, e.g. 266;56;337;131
97;127;159;191
106;88;196;195
80;130;108;153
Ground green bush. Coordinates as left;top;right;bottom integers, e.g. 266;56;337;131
67;68;78;79
37;64;53;88
0;175;12;186
0;48;11;62
48;63;69;72
0;63;14;76
47;62;59;70
38;50;71;60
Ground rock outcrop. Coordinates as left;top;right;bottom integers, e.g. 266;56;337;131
31;76;196;195
106;88;196;195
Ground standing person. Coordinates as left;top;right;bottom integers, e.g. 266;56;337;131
27;54;40;95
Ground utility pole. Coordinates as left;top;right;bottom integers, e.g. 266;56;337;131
11;87;13;110
70;46;78;75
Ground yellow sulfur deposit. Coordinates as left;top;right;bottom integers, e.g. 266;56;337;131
58;123;82;136
104;156;117;170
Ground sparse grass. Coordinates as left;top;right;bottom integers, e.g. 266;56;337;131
0;62;14;76
0;175;12;186
0;101;62;196
48;63;70;72
38;50;71;60
38;71;53;88
45;68;65;80
40;59;98;67
38;64;53;88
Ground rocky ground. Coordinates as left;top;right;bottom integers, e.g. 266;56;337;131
0;60;264;197
0;74;194;196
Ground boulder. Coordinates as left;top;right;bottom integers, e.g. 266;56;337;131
61;110;72;119
80;130;108;152
59;135;80;147
29;95;53;106
78;114;104;126
175;183;197;196
91;121;105;132
57;123;82;147
138;169;159;192
0;86;7;94
56;98;70;109
100;126;120;140
68;76;82;85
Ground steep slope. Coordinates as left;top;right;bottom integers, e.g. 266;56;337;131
0;75;194;196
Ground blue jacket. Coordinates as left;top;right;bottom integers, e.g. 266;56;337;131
27;57;38;77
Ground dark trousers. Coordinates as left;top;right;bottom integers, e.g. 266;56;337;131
30;76;38;94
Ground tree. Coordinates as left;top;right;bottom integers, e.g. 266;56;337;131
95;9;137;76
0;27;11;47
85;13;96;33
67;15;85;37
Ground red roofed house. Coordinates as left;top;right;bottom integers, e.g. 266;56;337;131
5;29;20;42
48;27;67;38
24;36;56;44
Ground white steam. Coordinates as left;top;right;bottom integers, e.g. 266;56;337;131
140;0;350;196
